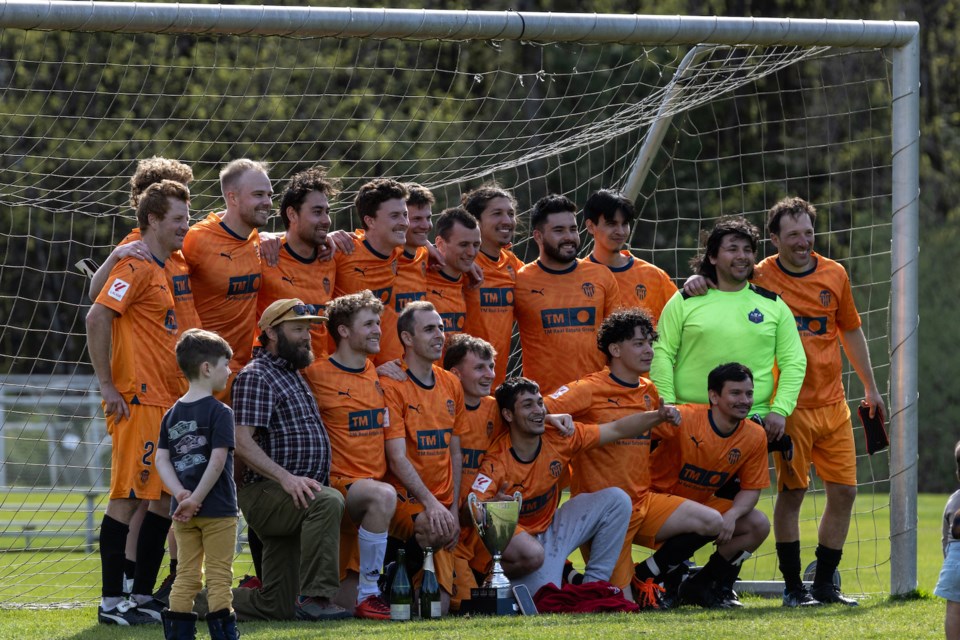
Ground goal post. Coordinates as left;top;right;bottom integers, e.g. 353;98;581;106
0;2;919;603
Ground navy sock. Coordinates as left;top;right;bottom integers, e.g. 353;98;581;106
776;541;803;591
100;515;129;598
131;511;171;596
814;544;842;587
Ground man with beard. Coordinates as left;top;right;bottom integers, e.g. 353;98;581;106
86;180;190;625
582;189;677;322
648;363;771;609
461;183;524;386
425;207;481;337
514;194;620;394
181;159;272;397
229;298;349;621
650;215;806;444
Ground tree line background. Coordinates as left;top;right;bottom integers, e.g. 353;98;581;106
0;0;952;490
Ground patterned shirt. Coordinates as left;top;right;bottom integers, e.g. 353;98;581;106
232;347;331;485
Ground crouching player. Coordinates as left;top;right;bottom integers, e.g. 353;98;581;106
648;363;771;608
470;377;681;595
313;290;397;619
155;329;240;639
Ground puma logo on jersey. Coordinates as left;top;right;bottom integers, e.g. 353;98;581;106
220;252;233;261
282;276;295;285
430;289;445;299
689;435;703;448
353;267;367;276
606;398;621;407
408;403;423;414
531;288;545;296
337;389;353;399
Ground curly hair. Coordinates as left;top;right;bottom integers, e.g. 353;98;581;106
326;290;384;346
129;157;193;208
278;166;341;228
596;308;657;360
136;180;190;230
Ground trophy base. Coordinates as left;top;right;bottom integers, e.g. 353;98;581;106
461;586;518;615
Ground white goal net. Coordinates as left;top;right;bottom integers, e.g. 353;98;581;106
0;6;918;605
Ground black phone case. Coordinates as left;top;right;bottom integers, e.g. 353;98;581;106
858;405;889;455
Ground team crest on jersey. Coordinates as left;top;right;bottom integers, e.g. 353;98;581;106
446;399;456;416
472;473;493;493
323;277;331;294
635;284;647;300
506;265;516;278
420;262;428;277
549;385;570;399
748;308;764;324
549;460;563;478
581;282;596;298
486;420;495;438
391;259;399;275
108;278;130;302
374;380;383;396
139;470;150;485
727;448;741;465
820;289;831;307
643;394;654;409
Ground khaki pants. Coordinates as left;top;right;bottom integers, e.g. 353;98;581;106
169;516;238;613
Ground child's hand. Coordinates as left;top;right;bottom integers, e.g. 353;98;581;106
173;495;200;522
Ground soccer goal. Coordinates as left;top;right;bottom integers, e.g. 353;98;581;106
0;3;919;605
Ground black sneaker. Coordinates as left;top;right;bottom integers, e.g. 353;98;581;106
782;585;822;608
809;583;858;606
678;577;729;609
152;572;175;606
133;597;164;621
717;585;744;608
98;599;160;625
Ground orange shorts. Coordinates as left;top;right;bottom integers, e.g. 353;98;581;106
330;475;361;580
389;488;455;595
106;403;166;501
775;400;857;491
451;527;490;611
631;491;693;551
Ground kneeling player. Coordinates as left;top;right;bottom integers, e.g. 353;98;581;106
313;291;397;619
649;363;771;608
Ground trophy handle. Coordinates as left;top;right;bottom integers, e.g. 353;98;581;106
512;491;523;512
467;493;485;538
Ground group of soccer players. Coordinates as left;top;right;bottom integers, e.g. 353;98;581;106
85;155;885;624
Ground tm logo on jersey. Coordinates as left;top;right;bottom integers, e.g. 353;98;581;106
227;273;261;297
417;428;453;451
462;448;485;471
520;486;557;516
395;290;426;312
541;307;596;332
172;274;192;298
795;315;828;336
747;308;764;324
678;463;729;489
371;286;393;306
480;287;514;309
348;408;386;432
440;313;466;333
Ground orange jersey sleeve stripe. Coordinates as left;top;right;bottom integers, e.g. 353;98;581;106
753;253;862;408
309;356;388;480
650;404;769;502
463;249;524;385
545;369;661;499
95;256;180;407
381;365;465;507
257;240;336;359
181;213;261;371
514;259;620;394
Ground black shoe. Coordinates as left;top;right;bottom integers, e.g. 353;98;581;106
782;585;822;608
133;597;165;622
717;585;744;608
98;599;160;625
809;583;858;606
678;577;729;609
153;572;176;606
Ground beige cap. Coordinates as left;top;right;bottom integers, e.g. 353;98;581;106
258;298;326;330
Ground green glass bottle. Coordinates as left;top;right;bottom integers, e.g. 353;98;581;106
419;547;442;619
390;549;412;621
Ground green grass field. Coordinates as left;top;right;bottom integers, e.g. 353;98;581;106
0;491;949;638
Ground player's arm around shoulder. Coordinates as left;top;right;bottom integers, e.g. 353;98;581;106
596;399;681;447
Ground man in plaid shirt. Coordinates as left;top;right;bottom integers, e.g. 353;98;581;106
231;298;350;622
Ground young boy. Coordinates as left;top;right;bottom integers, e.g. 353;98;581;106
155;329;239;640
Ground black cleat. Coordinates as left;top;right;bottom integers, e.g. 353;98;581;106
782;585;822;608
678;577;730;609
717;585;744;608
809;583;858;606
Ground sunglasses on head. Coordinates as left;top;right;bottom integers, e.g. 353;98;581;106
289;304;312;316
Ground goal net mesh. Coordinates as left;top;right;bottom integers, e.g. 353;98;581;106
0;25;892;605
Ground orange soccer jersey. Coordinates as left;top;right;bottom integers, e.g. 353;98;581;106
589;253;677;323
471;422;600;535
181;212;261;372
95;256;180;407
545;369;667;501
514;259;620;394
118;228;202;334
393;247;429;313
753;253;862;409
649;404;769;503
382;364;466;508
457;396;503;507
463;248;525;385
425;269;467;336
257;239;336;360
334;235;403;364
312;356;388;480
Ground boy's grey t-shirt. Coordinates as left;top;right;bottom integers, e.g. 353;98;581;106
942;489;960;557
158;396;238;518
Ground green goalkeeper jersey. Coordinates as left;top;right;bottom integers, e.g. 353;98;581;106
650;283;806;418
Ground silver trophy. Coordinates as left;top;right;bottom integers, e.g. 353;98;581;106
467;492;522;614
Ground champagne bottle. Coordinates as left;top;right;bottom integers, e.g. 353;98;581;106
419;547;442;619
389;549;412;621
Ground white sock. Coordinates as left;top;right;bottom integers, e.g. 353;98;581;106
357;526;388;602
645;557;662;577
101;596;124;610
